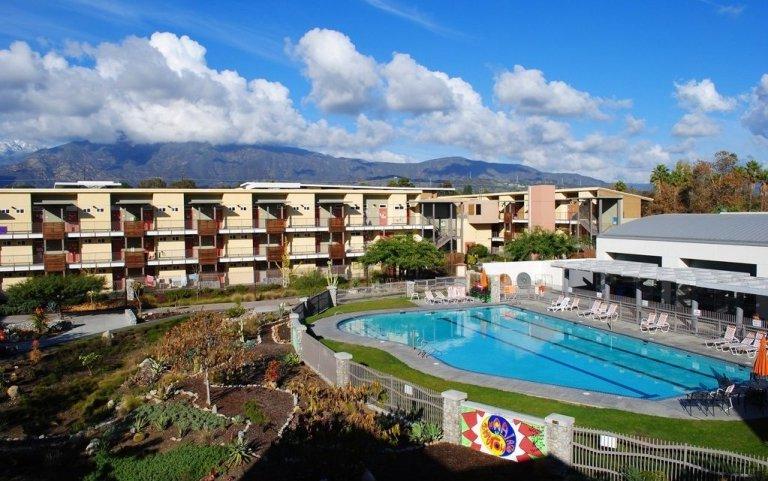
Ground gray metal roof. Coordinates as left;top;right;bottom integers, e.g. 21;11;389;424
552;259;768;296
600;213;768;247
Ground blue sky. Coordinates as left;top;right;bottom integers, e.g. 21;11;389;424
0;0;766;182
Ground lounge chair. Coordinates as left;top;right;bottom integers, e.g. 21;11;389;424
549;295;564;307
590;302;610;320
650;313;670;333
732;332;764;356
435;291;454;303
448;286;472;303
705;325;737;348
502;284;517;301
713;384;737;413
577;300;601;318
594;303;618;322
424;290;443;304
722;331;756;353
547;297;571;312
639;312;657;331
564;298;580;311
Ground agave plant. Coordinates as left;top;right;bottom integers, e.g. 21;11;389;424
225;436;254;468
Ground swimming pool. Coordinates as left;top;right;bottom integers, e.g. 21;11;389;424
337;306;750;399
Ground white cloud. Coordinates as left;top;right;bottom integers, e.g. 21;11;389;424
493;65;616;119
624;114;646;135
674;78;736;112
381;53;454;113
742;73;768;140
672;112;721;137
288;28;379;113
0;33;390;154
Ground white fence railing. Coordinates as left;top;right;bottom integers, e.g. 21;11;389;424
336;276;464;302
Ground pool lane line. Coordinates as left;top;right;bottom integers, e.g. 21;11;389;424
436;316;655;398
495;311;736;381
465;314;706;393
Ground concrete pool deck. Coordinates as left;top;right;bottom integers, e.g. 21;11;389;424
311;301;766;420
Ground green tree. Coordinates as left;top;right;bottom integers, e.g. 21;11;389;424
386;177;415;187
2;274;106;314
138;178;167;188
170;178;197;188
612;180;627;192
503;228;578;261
359;235;444;278
650;164;671;188
461;185;474;195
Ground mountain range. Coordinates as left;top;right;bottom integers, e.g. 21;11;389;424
0;141;607;188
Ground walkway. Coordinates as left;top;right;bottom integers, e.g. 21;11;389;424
311;301;764;420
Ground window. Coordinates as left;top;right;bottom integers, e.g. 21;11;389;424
468;204;482;216
0;209;9;214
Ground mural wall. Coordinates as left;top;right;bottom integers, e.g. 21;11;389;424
460;406;547;462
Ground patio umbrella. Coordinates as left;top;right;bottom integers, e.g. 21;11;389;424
479;271;489;289
752;336;768;378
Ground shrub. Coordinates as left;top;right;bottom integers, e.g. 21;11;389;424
225;301;247;319
282;352;301;367
225;436;253;468
265;359;282;385
242;399;267;425
2;274;106;314
28;340;42;365
289;270;327;296
131;401;229;434
408;420;442;444
79;352;102;375
84;443;229;481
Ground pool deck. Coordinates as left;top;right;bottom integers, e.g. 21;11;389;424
311;300;765;420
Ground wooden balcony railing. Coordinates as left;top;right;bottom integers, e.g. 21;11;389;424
123;220;145;237
42;222;65;240
266;245;284;262
44;252;66;272
196;219;219;236
328;217;346;233
123;250;146;268
328;243;345;260
265;219;286;234
197;247;219;265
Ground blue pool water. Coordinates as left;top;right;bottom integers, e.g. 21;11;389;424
338;306;750;399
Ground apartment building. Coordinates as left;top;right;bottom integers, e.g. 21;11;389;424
432;185;652;253
0;182;452;291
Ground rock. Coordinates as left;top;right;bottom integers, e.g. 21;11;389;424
211;404;218;414
85;438;101;456
7;385;19;399
101;330;114;345
107;399;115;410
149;389;157;396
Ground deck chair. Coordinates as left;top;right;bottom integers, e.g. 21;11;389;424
577;300;601;318
594;303;618;322
547;297;571;311
705;325;737;348
723;331;756;353
650;313;670;332
424;290;442;304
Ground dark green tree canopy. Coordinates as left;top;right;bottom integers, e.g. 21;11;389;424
170;178;197;189
503;228;578;261
359;235;444;277
2;274;106;314
386;177;415;187
138;178;167;188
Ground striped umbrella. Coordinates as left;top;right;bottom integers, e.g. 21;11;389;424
753;336;768;378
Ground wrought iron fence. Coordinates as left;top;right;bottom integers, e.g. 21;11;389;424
348;361;443;426
572;426;768;480
300;331;337;385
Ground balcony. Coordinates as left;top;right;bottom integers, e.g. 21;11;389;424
66;251;123;264
147;249;196;265
328;217;346;233
266;245;284;262
43;221;65;240
196;219;219;236
123;220;146;237
197;246;219;265
265;219;286;234
44;252;66;272
0;252;45;272
123;249;147;268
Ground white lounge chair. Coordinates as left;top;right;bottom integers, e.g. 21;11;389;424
577;300;601;318
590;302;610;320
639;312;657;331
547;297;571;312
594;303;618;322
733;332;764;356
452;286;474;303
723;331;756;353
424;290;442;304
564;298;580;311
650;313;670;333
705;325;737;348
549;295;564;307
435;291;454;303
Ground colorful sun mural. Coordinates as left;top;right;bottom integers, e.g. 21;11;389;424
460;406;547;462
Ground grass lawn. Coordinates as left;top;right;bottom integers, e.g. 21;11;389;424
305;297;416;324
313;300;768;456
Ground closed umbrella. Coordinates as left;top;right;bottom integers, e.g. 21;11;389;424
479;271;489;289
753;336;768;378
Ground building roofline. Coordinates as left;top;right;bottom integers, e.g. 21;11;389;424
438;186;653;202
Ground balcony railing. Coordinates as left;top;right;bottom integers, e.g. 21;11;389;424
43;221;66;240
196;246;219;265
196;219;220;236
328;243;345;259
0;252;45;267
44;252;66;272
65;220;123;233
123;249;146;268
265;219;286;234
266;245;284;262
66;251;123;263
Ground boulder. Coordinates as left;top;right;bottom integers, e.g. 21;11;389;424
101;330;114;345
85;438;101;456
7;385;19;399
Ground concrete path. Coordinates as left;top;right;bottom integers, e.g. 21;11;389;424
2;297;298;351
312;302;767;420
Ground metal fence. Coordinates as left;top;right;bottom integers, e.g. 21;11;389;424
348;361;444;426
300;331;337;385
572;426;768;480
292;289;333;322
336;276;463;302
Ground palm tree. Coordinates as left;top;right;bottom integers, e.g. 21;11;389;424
745;159;764;207
650;164;671;188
